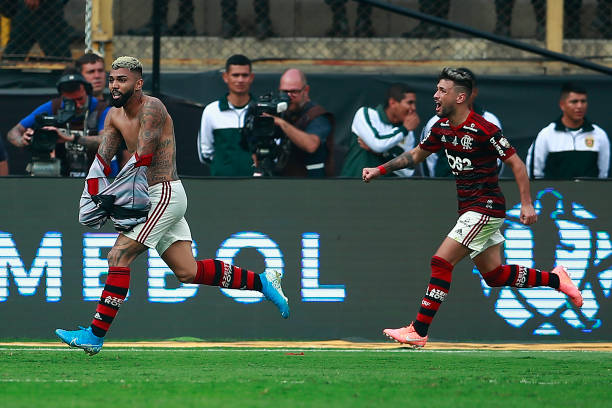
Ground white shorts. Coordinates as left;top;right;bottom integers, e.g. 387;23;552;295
124;180;192;255
447;211;505;259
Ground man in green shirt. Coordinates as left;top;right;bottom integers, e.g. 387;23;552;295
198;54;255;176
341;83;420;178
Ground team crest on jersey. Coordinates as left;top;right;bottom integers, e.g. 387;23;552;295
461;135;473;150
462;122;478;133
499;137;511;148
585;136;594;147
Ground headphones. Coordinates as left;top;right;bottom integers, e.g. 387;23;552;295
56;73;93;96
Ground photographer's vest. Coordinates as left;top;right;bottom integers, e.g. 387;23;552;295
283;103;335;177
51;96;107;176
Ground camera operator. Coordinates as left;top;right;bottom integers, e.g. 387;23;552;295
7;68;110;177
264;68;334;177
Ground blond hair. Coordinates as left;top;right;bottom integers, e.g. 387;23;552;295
111;56;143;75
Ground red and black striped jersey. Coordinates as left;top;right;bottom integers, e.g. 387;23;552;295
419;110;516;218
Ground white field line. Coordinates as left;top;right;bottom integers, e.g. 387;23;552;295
0;347;608;353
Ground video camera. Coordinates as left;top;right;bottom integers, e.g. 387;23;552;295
29;99;77;160
242;92;291;176
26;98;78;176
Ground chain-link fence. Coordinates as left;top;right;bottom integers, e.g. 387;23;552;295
0;0;610;72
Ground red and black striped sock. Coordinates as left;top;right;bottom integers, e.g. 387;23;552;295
481;265;559;289
90;266;130;338
194;259;262;291
413;256;453;337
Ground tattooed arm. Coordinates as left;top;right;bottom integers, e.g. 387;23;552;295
96;110;122;165
136;97;166;157
362;146;430;182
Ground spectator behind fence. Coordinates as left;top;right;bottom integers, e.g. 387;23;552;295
421;67;502;178
341;83;420;178
6;68;113;177
264;68;334;177
526;82;610;179
402;0;450;39
1;0;75;61
494;0;610;39
75;52;107;102
324;0;374;37
197;54;255;176
221;0;274;39
128;0;196;36
0;134;8;176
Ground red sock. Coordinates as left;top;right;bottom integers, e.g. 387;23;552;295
481;265;558;288
194;259;262;291
413;256;453;337
90;266;130;338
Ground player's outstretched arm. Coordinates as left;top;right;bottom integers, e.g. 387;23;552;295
505;154;537;225
362;146;430;182
97;110;122;165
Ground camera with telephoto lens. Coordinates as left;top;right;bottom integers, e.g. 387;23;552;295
26;98;78;176
241;92;291;176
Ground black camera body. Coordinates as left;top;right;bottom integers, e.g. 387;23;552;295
242;92;291;176
29;99;77;160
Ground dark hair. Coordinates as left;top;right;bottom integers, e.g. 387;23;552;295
75;52;104;71
57;68;90;94
225;54;252;72
438;67;473;97
457;67;477;88
560;82;587;98
384;83;415;108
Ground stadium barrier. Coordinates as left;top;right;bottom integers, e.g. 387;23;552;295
0;178;610;341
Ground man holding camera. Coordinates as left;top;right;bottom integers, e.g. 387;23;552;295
198;54;255;176
265;68;334;177
7;68;110;177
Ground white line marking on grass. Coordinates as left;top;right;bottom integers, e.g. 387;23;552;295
0;347;604;353
0;379;78;383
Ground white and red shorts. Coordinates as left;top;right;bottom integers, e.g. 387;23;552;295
447;211;505;258
123;180;192;255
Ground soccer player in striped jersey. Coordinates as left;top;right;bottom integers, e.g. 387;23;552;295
55;56;289;356
362;67;583;348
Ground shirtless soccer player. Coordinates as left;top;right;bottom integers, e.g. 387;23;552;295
56;56;289;355
362;67;583;348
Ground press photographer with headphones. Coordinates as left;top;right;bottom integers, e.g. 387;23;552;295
7;68;112;177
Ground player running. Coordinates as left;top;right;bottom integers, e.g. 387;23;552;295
56;56;289;355
362;67;582;348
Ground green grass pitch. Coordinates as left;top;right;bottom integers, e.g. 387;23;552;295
1;346;610;407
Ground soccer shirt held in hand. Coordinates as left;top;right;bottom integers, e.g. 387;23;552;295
419;110;516;218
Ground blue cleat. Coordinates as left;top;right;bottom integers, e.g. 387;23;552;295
260;269;290;318
55;326;104;356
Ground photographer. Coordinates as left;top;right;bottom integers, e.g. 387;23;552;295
198;54;255;176
7;68;110;177
264;69;334;177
